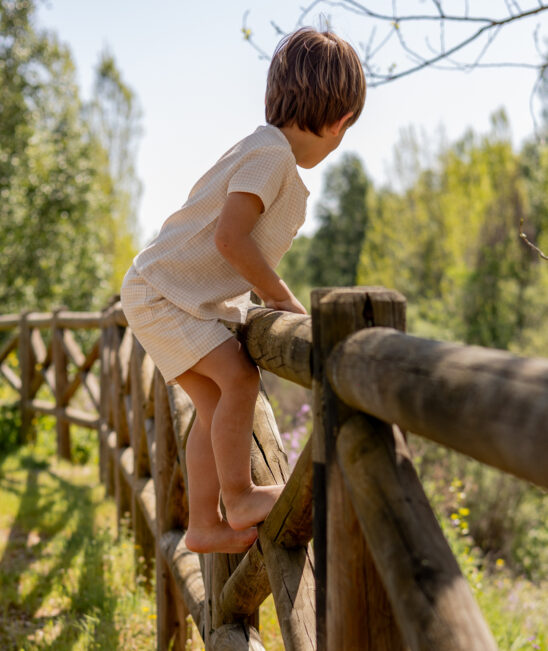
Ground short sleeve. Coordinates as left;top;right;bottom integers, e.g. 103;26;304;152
227;145;292;213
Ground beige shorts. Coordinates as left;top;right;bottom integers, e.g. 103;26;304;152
120;266;234;384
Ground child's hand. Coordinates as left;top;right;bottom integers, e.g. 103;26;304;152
264;294;307;315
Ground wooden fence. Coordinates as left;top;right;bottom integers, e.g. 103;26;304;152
1;286;548;650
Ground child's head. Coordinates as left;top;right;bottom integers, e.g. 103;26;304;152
265;28;366;136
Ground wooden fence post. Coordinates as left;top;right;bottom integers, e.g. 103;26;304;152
99;307;111;485
52;308;71;460
18;311;36;443
312;287;407;651
155;371;187;650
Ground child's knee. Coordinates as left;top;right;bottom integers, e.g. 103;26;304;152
231;359;260;393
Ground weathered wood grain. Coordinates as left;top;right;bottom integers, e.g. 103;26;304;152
238;307;312;388
338;414;497;651
219;437;313;619
210;623;265;650
312;287;406;651
52;310;71;459
328;327;548;489
154;373;185;650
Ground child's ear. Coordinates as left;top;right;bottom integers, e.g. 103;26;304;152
330;112;354;135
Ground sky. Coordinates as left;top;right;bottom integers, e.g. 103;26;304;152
35;0;547;243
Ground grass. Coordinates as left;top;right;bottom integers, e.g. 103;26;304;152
0;423;156;650
0;417;285;651
1;406;546;650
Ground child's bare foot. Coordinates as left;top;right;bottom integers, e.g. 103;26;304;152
184;519;258;554
224;484;284;531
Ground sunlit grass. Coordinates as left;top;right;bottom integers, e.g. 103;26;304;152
0;423;156;650
1;398;547;650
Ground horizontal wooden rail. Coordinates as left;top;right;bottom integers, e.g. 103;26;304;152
239;307;312;388
5;286;548;651
328;327;548;489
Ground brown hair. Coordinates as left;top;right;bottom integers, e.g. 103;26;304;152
265;28;366;136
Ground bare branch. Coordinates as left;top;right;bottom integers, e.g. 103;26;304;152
244;2;548;89
520;218;548;259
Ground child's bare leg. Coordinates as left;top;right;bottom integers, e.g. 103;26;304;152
191;338;284;530
176;371;258;553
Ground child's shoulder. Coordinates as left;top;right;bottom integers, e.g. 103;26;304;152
222;124;294;164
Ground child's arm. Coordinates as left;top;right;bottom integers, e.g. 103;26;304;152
214;192;306;314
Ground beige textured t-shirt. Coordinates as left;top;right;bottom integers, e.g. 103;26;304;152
134;124;309;323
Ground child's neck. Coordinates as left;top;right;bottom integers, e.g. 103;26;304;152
279;123;334;169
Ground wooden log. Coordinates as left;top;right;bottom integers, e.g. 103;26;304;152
63;406;99;429
0;363;22;392
219;438;313;619
238;307;312;388
62;329;86;367
262;539;315;651
165;461;188;532
251;385;290;486
219;542;267;618
62;367;100;411
328;327;548;490
160;530;206;640
110;324;131;447
155;372;188;650
99;307;113;484
56;310;103;328
52;310;71;459
111;303;128;327
130;337;152;477
115;445;133;527
25;313;53;328
30;399;56;416
144;417;156;478
0;314;20;330
337;413;497;651
210;624;265;651
0;332;18;365
104;427;117;498
18;312;35;442
311;287;406;651
135;477;156;534
261;436;313;548
30;329;47;365
166;383;195;457
133;475;157;582
119;445;134;484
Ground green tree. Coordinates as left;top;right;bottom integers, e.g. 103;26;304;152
276;234;312;310
0;0;139;313
358;112;537;349
86;49;141;291
306;153;369;287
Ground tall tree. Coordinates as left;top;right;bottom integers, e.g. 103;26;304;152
0;0;140;313
306;153;369;287
86;49;141;291
358;112;536;349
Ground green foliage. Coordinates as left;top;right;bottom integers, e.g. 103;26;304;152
0;0;140;313
86;48;142;292
278;153;369;308
357;110;547;351
276;234;312;310
307;153;370;287
0;403;21;457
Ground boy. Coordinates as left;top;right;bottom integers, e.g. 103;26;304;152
121;27;366;553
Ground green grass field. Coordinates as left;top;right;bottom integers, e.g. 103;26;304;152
0;417;546;650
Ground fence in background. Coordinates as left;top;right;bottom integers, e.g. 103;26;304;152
2;286;548;650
